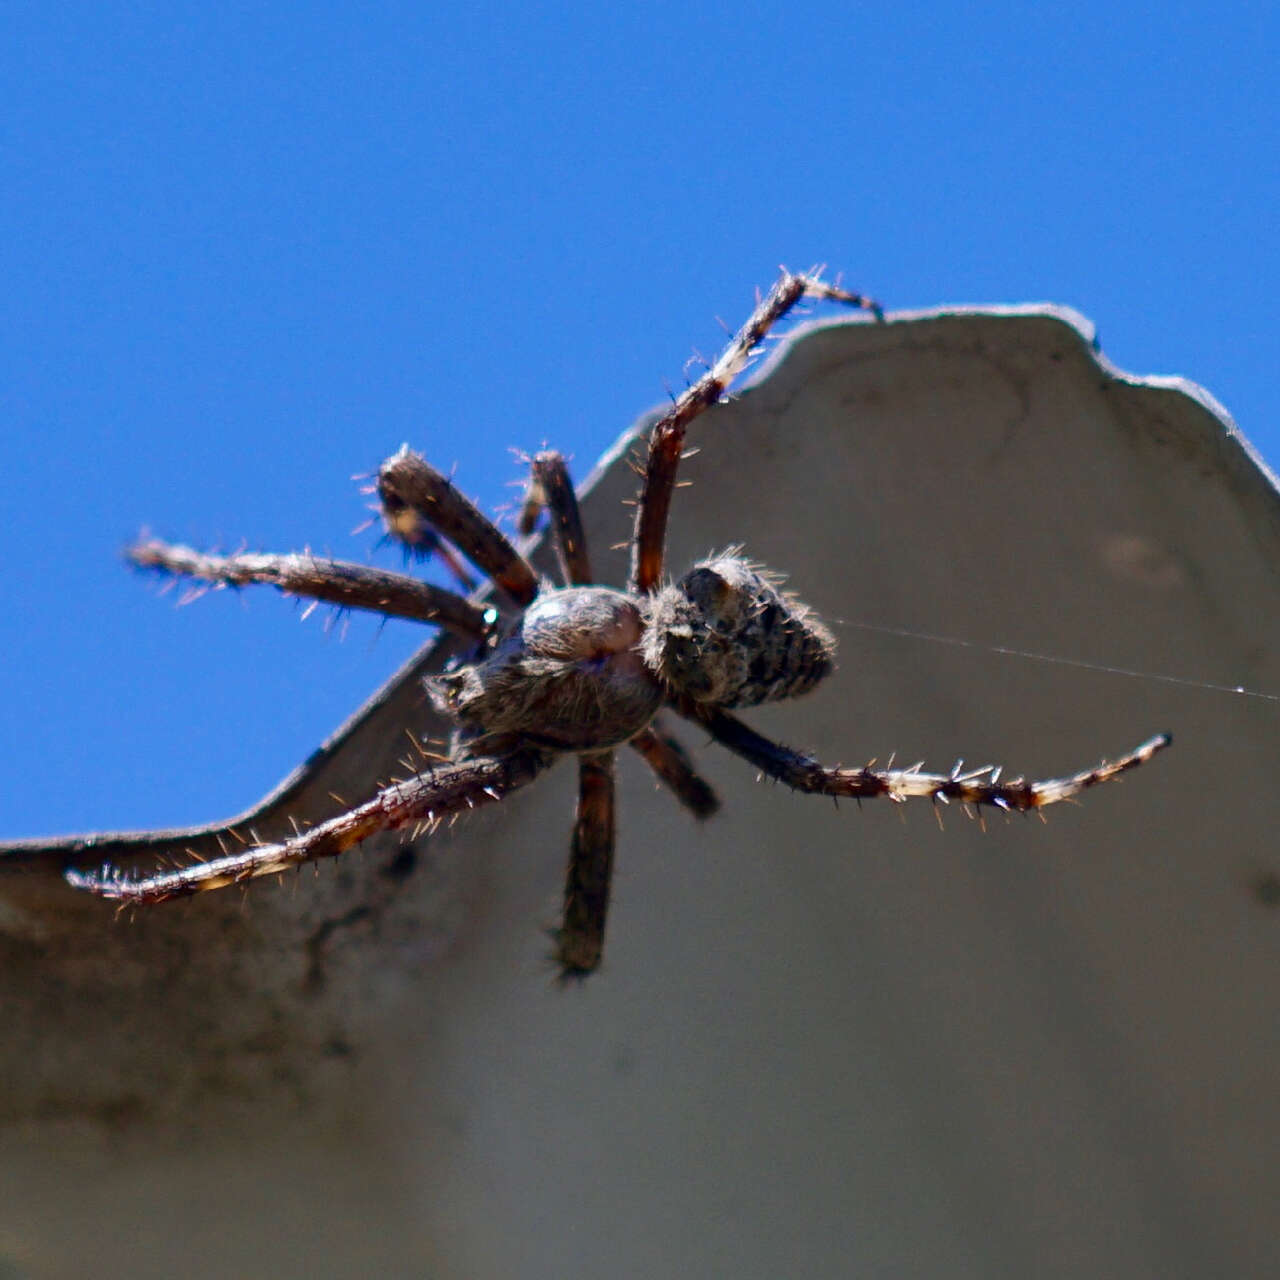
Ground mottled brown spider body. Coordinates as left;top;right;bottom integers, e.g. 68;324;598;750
644;556;836;707
55;270;1169;975
433;585;663;751
436;558;836;755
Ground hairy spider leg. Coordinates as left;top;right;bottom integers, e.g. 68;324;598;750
66;748;555;903
530;454;722;821
524;449;619;972
629;270;880;594
557;750;616;975
377;446;539;606
128;541;490;639
56;454;556;903
628;725;719;819
687;705;1171;813
530;453;725;822
528;450;719;972
529;450;593;584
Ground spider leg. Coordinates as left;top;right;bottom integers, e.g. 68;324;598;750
522;455;620;971
527;451;722;819
630;721;719;818
129;540;491;638
64;746;554;903
629;270;880;593
556;749;615;976
686;705;1171;812
377;446;539;606
524;450;593;585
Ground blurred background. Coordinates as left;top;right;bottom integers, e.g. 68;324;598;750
2;1;1276;838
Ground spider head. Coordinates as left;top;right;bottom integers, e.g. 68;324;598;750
642;555;836;707
429;586;664;752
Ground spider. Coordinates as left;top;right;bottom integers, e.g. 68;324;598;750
62;270;1170;975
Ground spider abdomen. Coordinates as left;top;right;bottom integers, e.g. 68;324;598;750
643;556;836;707
430;587;664;751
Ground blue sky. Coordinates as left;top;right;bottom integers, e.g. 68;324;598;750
2;2;1276;838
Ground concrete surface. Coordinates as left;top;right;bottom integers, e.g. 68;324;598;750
1;307;1276;1279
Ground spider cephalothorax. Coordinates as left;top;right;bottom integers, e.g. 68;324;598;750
57;270;1169;975
431;585;663;751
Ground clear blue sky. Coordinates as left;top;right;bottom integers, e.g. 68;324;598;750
2;2;1276;838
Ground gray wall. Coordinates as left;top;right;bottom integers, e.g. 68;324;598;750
2;309;1275;1279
